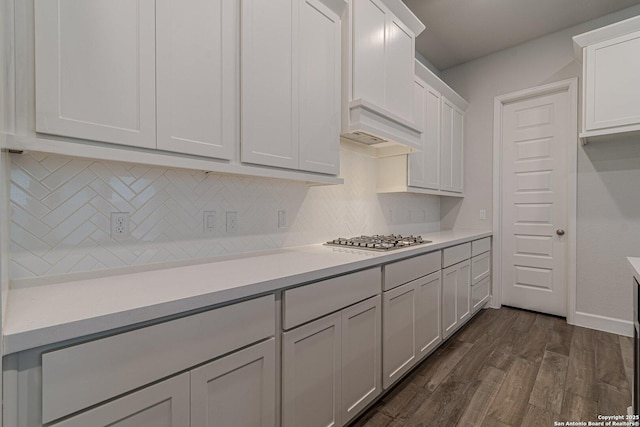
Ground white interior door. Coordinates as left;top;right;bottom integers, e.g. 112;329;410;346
501;89;569;316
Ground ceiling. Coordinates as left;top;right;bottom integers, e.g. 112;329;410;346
402;0;640;70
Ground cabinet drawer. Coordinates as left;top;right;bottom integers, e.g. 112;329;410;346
42;295;275;424
471;252;491;284
443;243;471;268
384;251;441;291
472;276;491;314
283;268;381;330
471;237;491;257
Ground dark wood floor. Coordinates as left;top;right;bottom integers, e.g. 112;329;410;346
352;306;633;427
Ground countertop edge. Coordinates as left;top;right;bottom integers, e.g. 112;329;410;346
3;230;492;354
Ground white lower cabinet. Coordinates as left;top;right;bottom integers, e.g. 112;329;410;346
416;271;442;358
382;270;442;389
50;373;190;427
382;280;417;389
442;260;471;339
341;297;382;424
282;295;382;427
282;312;342;427
191;339;276;427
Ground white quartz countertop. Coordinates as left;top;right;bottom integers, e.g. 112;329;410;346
3;229;491;354
629;257;640;282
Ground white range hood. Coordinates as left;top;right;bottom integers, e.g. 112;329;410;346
341;0;426;158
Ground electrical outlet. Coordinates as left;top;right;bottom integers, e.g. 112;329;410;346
480;209;487;220
203;211;216;234
110;212;130;238
278;210;287;229
226;211;238;233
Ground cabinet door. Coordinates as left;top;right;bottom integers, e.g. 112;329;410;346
382;281;417;389
409;80;441;189
50;373;189;427
585;31;640;131
384;15;414;121
442;263;458;339
241;0;298;169
451;105;465;193
156;0;236;159
282;312;342;427
409;78;427;187
341;296;382;424
416;271;442;358
440;97;455;192
352;0;387;108
298;0;340;174
440;96;464;193
472;276;491;314
457;260;471;323
191;339;275;427
35;0;156;148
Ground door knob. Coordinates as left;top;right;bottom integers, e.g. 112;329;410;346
556;229;565;236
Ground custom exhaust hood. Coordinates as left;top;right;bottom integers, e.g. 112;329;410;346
341;0;425;158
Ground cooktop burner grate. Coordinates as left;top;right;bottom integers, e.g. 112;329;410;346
325;234;430;251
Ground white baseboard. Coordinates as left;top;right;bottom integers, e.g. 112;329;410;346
572;311;633;337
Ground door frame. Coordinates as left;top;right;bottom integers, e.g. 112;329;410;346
492;78;578;324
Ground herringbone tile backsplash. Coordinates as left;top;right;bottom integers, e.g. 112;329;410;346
9;148;440;279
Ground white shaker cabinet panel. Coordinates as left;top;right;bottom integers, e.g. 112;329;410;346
50;373;189;427
384;17;414;122
298;0;341;174
242;0;342;174
585;31;640;132
191;339;276;427
442;259;471;339
282;312;342;427
241;0;298;169
341;296;382;424
35;0;156;149
416;271;442;358
409;78;441;190
156;0;237;160
352;0;387;108
440;96;464;193
382;280;417;389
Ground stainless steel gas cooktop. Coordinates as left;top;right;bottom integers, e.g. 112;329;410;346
325;234;430;251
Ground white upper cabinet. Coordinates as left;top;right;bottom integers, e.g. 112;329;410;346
440;97;464;193
409;78;441;190
35;0;156;149
342;0;425;155
241;0;344;175
156;0;237;160
377;61;467;196
574;15;640;141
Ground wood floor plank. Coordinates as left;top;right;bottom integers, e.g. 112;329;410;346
596;383;632;417
517;314;554;364
565;326;597;400
529;350;569;414
520;404;556;427
546;316;574;356
484;357;539;426
455;308;499;344
594;330;630;392
350;409;393;427
416;340;473;391
379;381;421;419
560;391;598;421
485;349;515;372
456;366;506;427
620;335;634;389
495;309;537;356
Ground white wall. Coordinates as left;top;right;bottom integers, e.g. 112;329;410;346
8;147;441;280
441;5;640;326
